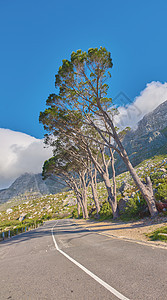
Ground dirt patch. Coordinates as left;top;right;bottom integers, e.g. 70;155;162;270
75;216;167;248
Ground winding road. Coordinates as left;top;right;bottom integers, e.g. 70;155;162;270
0;219;167;299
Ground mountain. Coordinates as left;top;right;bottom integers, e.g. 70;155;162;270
115;100;167;174
0;173;66;205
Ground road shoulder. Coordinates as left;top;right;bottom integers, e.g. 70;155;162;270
74;217;167;249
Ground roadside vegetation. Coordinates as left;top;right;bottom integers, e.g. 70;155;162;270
1;154;167;242
0;191;76;240
147;225;167;242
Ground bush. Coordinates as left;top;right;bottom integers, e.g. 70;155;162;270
99;202;113;219
120;194;149;220
150;172;164;182
72;208;78;218
41;214;52;220
155;183;167;201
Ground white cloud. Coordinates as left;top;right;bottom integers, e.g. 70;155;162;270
0;129;52;189
115;81;167;129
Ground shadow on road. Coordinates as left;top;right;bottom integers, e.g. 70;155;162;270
0;220;91;246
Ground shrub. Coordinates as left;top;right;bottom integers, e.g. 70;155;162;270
72;208;78;218
120;194;149;220
155;183;167;201
150;172;164;182
99;202;113;219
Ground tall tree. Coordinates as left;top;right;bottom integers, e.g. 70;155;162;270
40;108;118;218
47;47;158;217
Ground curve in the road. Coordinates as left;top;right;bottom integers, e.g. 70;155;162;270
51;220;130;300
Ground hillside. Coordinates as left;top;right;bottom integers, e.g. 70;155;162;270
0;173;66;205
115;100;167;174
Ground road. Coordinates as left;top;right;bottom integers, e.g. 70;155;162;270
0;219;167;300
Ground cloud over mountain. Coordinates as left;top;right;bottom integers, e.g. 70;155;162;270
115;81;167;129
0;129;52;189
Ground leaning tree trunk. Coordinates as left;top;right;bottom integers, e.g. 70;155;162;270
102;113;158;217
122;154;158;217
90;175;100;215
77;191;87;219
82;188;88;218
102;173;119;219
100;146;119;219
77;201;81;217
87;145;119;219
113;131;158;217
89;164;100;215
109;149;117;213
80;172;89;219
72;183;87;219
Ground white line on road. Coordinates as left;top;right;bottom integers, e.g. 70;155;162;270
51;221;130;300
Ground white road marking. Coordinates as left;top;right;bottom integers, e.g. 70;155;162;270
51;221;130;300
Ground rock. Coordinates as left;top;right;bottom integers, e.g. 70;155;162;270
118;197;130;213
159;168;166;172
19;213;26;222
156;202;167;212
119;182;131;195
6;208;13;214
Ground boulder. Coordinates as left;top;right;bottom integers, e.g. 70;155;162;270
119;181;131;196
6;208;13;214
118;197;130;213
19;213;26;222
156;202;167;212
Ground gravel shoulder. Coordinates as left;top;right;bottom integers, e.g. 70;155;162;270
75;216;167;248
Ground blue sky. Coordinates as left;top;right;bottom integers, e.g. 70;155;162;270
0;0;167;139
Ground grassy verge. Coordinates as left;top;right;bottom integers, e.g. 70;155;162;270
147;225;167;242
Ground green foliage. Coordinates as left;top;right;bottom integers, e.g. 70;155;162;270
148;225;167;242
99;202;113;219
155;182;167;201
90;208;99;218
150;172;164;183
72;207;78;218
41;214;52;220
0;219;20;230
120;194;148;220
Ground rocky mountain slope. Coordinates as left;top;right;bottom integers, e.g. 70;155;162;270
0;173;65;205
115;100;167;174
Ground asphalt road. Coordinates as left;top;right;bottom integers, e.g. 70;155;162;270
0;219;167;300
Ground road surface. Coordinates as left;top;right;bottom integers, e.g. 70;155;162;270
0;219;167;299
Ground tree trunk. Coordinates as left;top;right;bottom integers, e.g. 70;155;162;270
101;147;119;219
87;145;119;219
110;149;117;213
82;190;88;219
80;173;89;219
103;173;119;219
77;201;81;217
100;112;158;217
121;152;158;217
89;164;100;215
91;177;100;214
